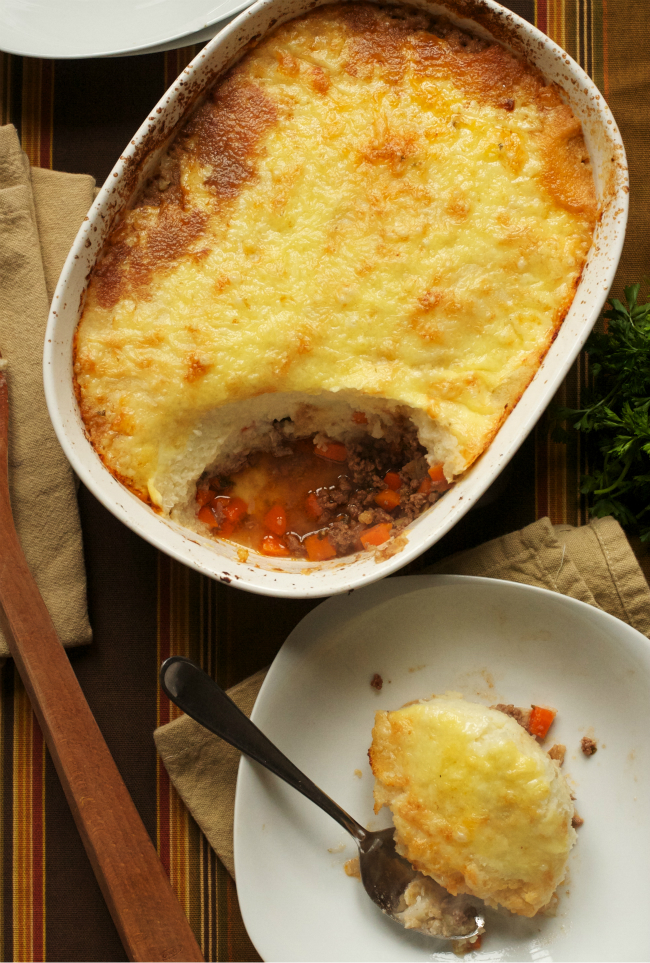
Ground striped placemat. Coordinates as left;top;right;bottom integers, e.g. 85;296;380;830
0;0;647;958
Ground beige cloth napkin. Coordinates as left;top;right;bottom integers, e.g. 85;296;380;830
154;514;650;877
0;124;94;655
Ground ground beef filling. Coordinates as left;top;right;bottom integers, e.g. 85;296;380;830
194;429;452;560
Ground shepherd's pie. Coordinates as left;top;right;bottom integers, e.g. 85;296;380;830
74;2;597;547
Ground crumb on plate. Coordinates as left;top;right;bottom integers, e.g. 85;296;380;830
344;857;361;878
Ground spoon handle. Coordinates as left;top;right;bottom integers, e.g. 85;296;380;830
160;656;367;842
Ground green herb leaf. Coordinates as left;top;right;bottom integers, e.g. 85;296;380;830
552;285;650;540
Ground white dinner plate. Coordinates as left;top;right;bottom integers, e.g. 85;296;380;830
234;575;650;962
0;0;252;59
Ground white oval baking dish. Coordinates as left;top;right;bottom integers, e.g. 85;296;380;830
43;0;628;599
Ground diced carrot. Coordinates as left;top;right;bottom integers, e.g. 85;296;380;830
196;488;213;506
360;523;392;548
220;496;248;524
198;505;219;528
384;471;402;491
314;441;348;462
528;705;557;739
352;411;368;424
428;463;452;492
304;533;337;561
264;503;287;536
201;495;247;537
261;534;290;557
305;492;322;520
375;489;401;511
418;476;432;495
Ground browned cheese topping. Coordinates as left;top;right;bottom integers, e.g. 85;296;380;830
73;3;597;533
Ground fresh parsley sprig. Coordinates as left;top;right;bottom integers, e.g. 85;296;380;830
553;283;650;540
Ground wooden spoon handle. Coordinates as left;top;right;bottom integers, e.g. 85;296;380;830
0;374;204;962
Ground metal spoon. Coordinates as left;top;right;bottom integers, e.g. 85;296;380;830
159;655;484;942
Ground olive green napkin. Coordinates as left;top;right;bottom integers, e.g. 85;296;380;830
0;124;94;656
154;514;650;878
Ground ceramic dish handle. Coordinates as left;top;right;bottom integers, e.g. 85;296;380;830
160;656;367;842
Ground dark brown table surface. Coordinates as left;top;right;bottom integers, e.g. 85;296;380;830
0;0;649;958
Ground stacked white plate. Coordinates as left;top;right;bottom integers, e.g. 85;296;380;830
0;0;251;58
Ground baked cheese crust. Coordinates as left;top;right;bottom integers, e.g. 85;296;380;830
369;698;577;917
74;3;597;510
